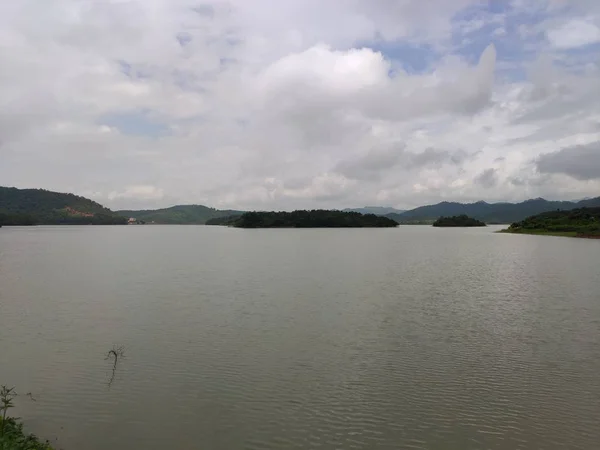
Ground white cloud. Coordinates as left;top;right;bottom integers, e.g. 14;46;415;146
108;185;165;201
0;0;599;210
547;19;600;49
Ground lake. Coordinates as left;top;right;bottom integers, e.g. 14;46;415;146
0;225;599;450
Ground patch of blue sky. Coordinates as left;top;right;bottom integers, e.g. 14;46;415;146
451;0;513;31
370;41;439;74
99;111;171;138
552;42;600;72
449;1;556;81
118;60;133;78
176;32;193;48
485;1;513;15
117;59;155;80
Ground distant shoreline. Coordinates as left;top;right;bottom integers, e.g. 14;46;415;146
498;229;600;239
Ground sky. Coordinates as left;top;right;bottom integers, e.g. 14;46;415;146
1;0;600;211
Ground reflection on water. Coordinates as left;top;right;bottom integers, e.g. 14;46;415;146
0;225;599;449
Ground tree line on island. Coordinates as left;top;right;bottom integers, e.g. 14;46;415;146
432;215;486;227
502;207;600;238
207;210;398;228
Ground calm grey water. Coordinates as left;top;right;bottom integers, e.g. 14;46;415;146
0;225;599;450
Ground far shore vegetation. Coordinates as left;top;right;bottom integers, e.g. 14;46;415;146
206;210;398;228
432;215;486;227
117;204;243;225
500;207;600;238
395;219;436;225
0;187;126;225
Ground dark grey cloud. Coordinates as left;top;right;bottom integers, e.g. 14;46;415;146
406;147;469;169
474;168;498;188
335;145;405;181
536;142;600;180
509;176;526;186
335;146;469;181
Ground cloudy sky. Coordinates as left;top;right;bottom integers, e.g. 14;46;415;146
1;0;599;210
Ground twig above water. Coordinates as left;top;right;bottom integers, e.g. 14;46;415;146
105;345;125;388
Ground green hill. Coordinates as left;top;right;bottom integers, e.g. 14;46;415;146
342;206;406;216
502;207;600;238
0;187;126;225
209;210;399;228
433;215;486;227
205;214;243;226
388;197;600;224
116;205;244;224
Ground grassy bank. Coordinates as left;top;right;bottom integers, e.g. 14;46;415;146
497;229;580;238
1;386;54;450
500;207;600;239
0;417;54;450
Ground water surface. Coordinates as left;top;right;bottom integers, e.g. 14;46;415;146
0;225;599;449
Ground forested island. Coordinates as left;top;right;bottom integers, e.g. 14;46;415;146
206;210;398;228
501;207;600;238
432;215;486;227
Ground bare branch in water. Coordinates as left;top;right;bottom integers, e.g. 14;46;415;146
105;345;125;388
105;345;125;362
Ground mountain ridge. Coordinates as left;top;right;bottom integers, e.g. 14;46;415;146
0;186;126;225
116;204;244;224
4;185;600;226
342;206;406;216
387;197;600;224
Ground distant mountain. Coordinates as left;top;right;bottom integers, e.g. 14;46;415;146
116;205;244;224
577;197;600;208
0;186;127;225
387;197;600;224
343;206;406;216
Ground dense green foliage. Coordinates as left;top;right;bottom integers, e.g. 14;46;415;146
0;212;36;226
1;386;54;450
0;187;126;225
433;215;486;227
342;206;406;216
205;214;243;225
387;197;600;224
393;219;435;225
505;207;600;237
117;205;244;224
0;418;54;450
215;210;399;228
